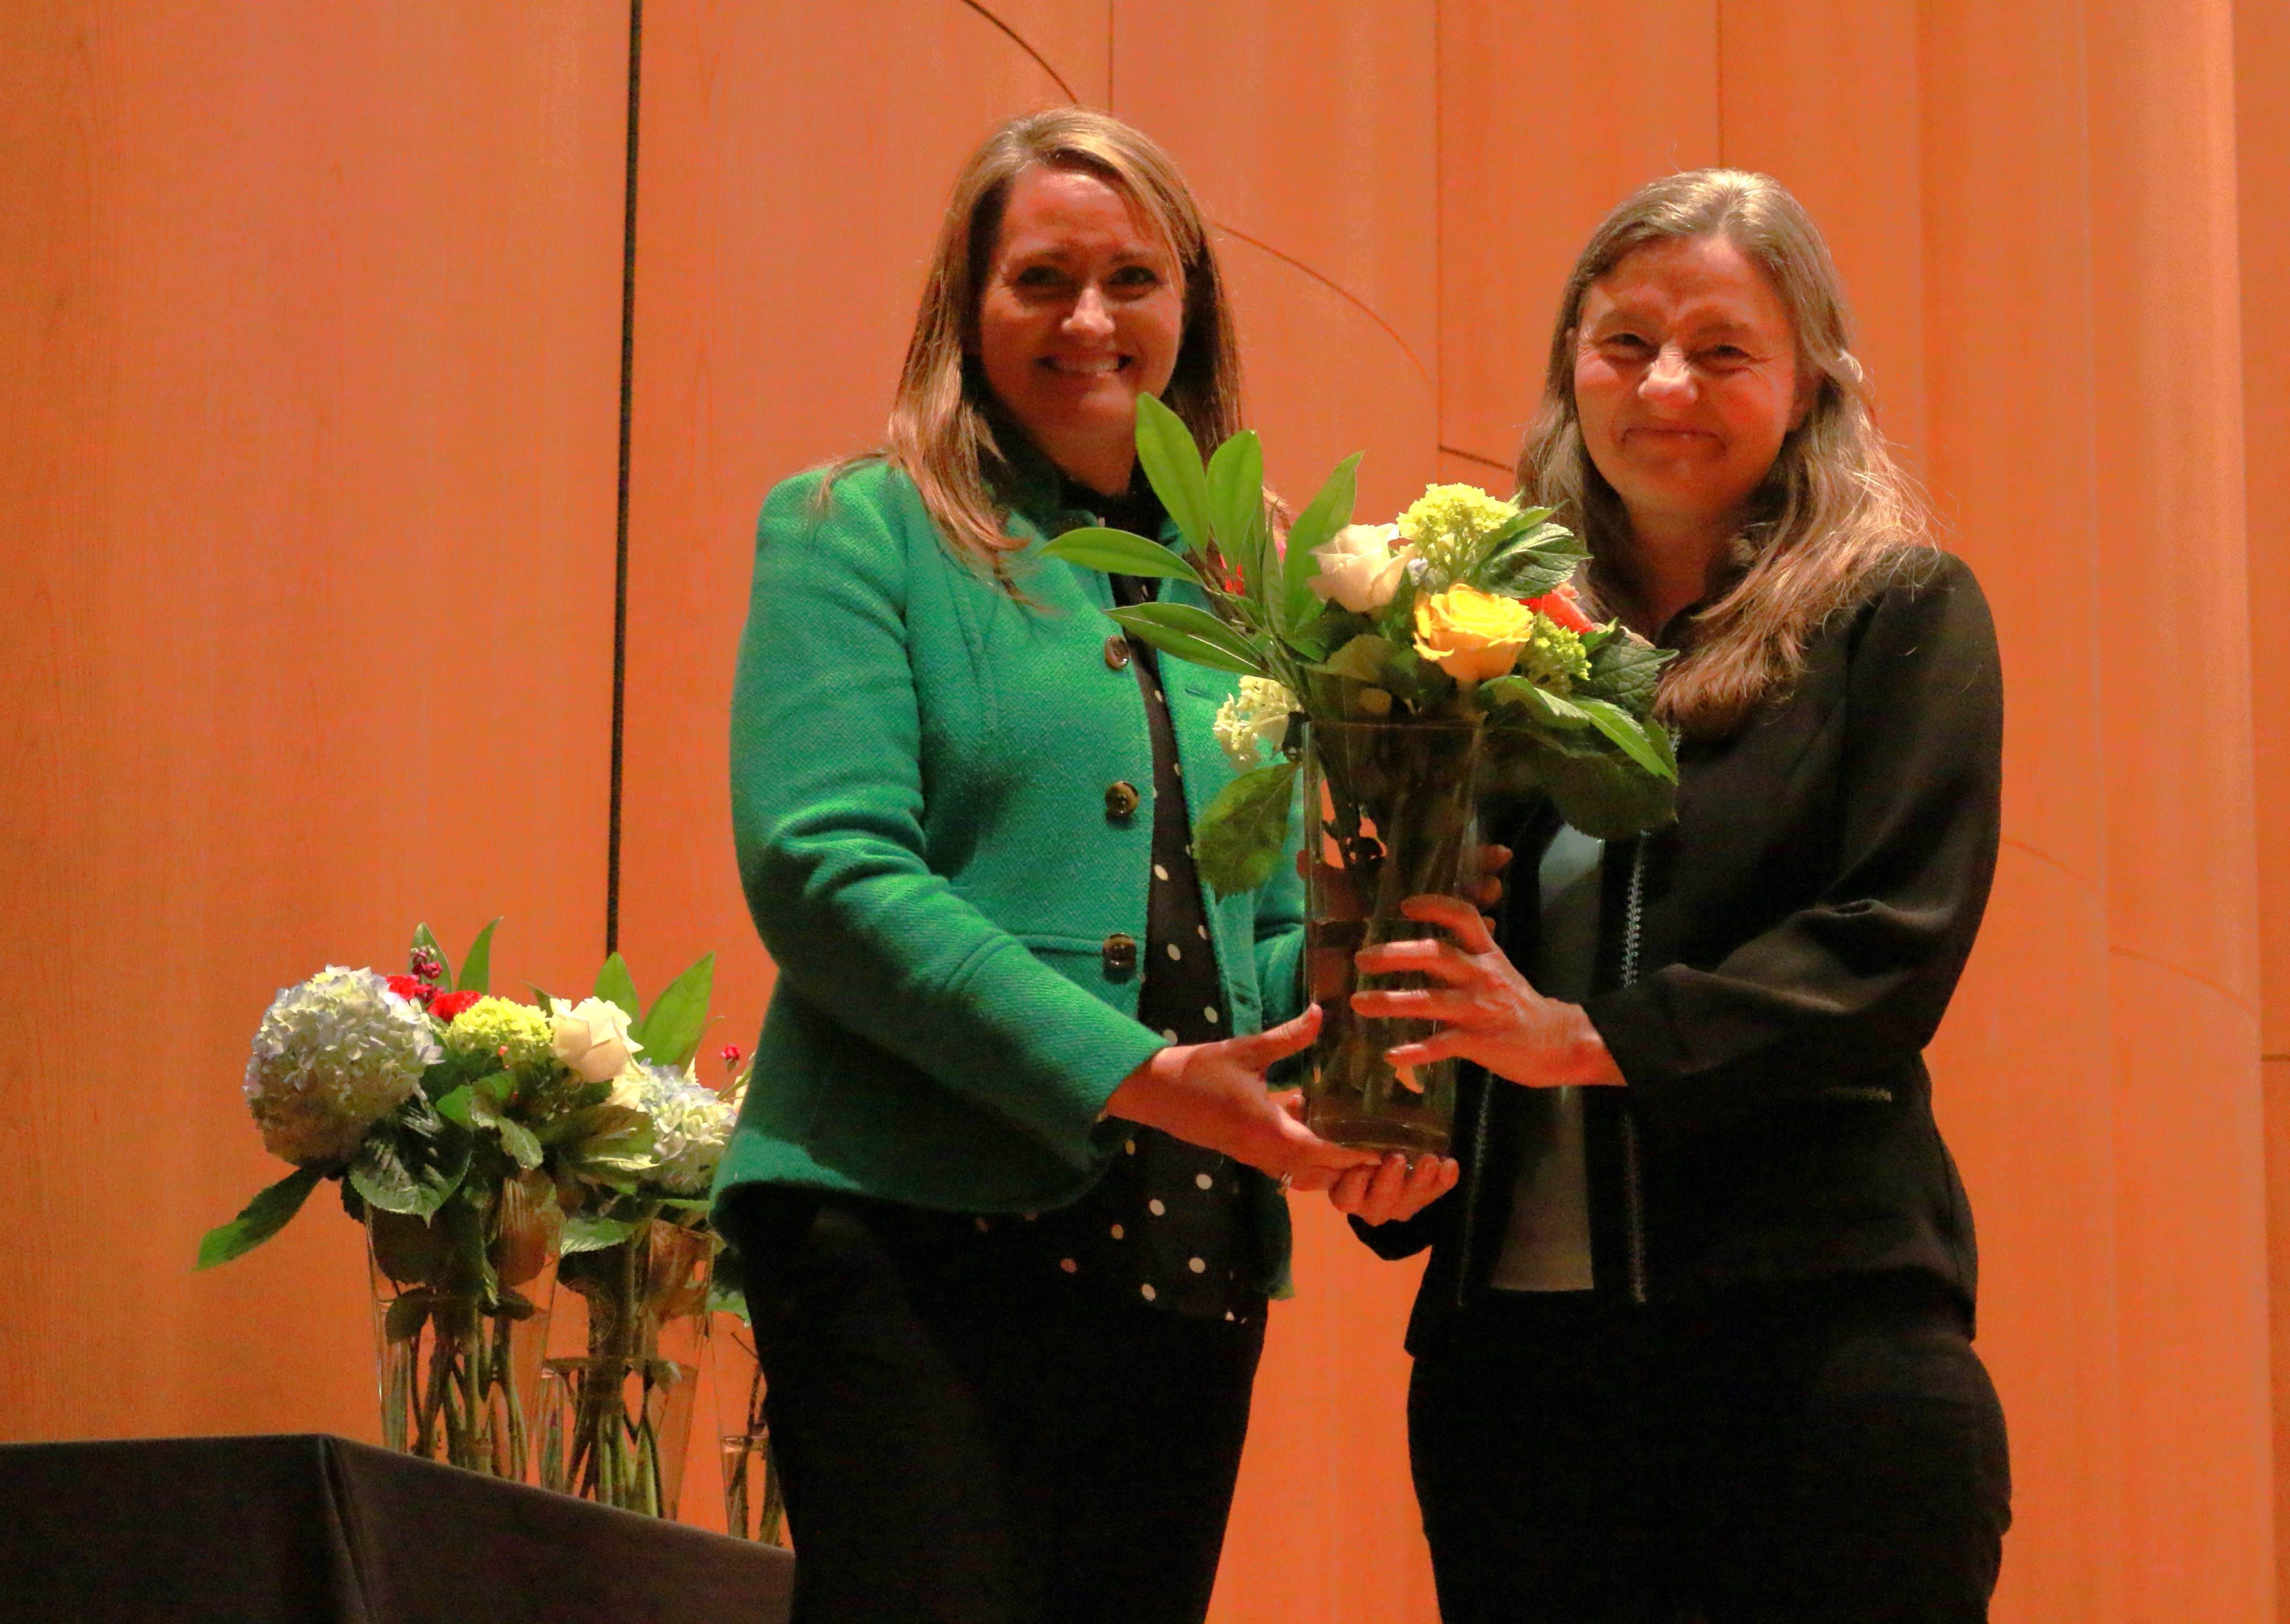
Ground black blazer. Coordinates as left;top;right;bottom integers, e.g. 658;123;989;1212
1357;550;2004;1351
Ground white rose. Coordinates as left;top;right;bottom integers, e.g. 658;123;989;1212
1307;522;1412;613
550;996;642;1083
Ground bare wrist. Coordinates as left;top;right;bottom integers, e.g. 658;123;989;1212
1565;1005;1625;1086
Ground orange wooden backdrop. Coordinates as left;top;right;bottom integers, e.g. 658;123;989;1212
7;4;2289;1621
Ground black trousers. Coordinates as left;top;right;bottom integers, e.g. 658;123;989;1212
721;1190;1264;1624
1408;1274;2012;1624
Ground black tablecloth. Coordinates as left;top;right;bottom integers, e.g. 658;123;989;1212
0;1433;794;1623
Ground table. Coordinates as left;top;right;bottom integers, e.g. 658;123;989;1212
0;1433;794;1623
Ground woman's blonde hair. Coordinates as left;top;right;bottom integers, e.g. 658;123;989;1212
1516;169;1933;738
853;108;1243;577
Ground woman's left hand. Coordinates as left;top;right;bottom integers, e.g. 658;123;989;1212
1349;894;1625;1088
1324;1151;1461;1225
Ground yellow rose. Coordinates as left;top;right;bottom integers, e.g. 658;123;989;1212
1413;584;1532;684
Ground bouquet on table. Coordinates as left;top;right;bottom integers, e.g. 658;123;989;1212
538;986;746;1520
198;923;732;1496
1044;397;1678;1153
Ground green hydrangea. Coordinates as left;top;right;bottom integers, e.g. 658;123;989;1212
1517;612;1592;691
443;995;554;1071
1397;484;1520;582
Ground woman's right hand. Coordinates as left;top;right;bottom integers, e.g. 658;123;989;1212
1102;1005;1382;1190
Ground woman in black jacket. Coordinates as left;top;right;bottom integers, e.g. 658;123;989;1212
1333;171;2012;1623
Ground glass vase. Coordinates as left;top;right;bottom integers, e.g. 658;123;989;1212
540;1217;713;1518
713;1311;789;1547
1302;714;1484;1156
366;1178;556;1480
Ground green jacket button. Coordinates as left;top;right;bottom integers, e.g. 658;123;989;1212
1105;780;1141;820
1104;635;1132;671
1102;933;1139;979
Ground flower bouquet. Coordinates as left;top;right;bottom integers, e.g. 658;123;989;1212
538;964;743;1520
1044;398;1678;1152
197;924;721;1483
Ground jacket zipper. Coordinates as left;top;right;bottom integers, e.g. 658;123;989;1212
1619;838;1651;1306
1454;1062;1496;1308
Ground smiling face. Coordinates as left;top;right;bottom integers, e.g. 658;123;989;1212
1571;234;1811;548
974;164;1185;497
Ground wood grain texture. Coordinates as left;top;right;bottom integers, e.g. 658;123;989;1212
0;4;628;1443
1719;0;1929;468
1437;0;1720;469
1112;0;1439;369
2241;0;2290;1599
5;4;2287;1616
2082;2;2270;1608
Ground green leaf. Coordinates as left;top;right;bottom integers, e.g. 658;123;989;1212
1105;603;1267;677
1205;430;1267;590
1485;732;1677;840
1478;525;1584;599
636;952;716;1071
196;1165;325;1269
561;1212;643;1255
1280;453;1363;629
533;1101;650;1151
1042;526;1205;584
1472;504;1559;555
594;954;641;1023
1481;676;1592;729
410;923;454;990
1313;634;1402;684
1280;601;1359;663
457;918;500;994
349;1096;472;1220
467;1090;545;1171
1133;394;1215;553
433;1084;474;1127
1574;697;1679;781
1583;632;1672;714
1195;759;1300;898
383;1291;433;1343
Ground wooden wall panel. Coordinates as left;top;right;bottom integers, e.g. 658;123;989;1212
7;5;2286;1619
1719;0;1929;465
2084;0;2270;1612
1218;238;1437;519
1112;0;1438;367
0;5;627;1439
1436;0;1719;468
2237;0;2290;1599
1218;1207;1434;1624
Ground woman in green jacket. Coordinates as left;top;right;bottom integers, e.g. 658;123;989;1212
712;110;1377;1624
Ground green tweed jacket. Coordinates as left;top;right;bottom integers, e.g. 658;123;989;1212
712;457;1307;1292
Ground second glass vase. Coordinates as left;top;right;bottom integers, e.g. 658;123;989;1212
540;1217;712;1518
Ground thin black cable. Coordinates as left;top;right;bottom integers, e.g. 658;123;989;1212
607;0;642;956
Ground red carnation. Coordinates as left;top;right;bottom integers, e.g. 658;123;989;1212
1527;585;1595;635
429;990;484;1023
386;974;435;1008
